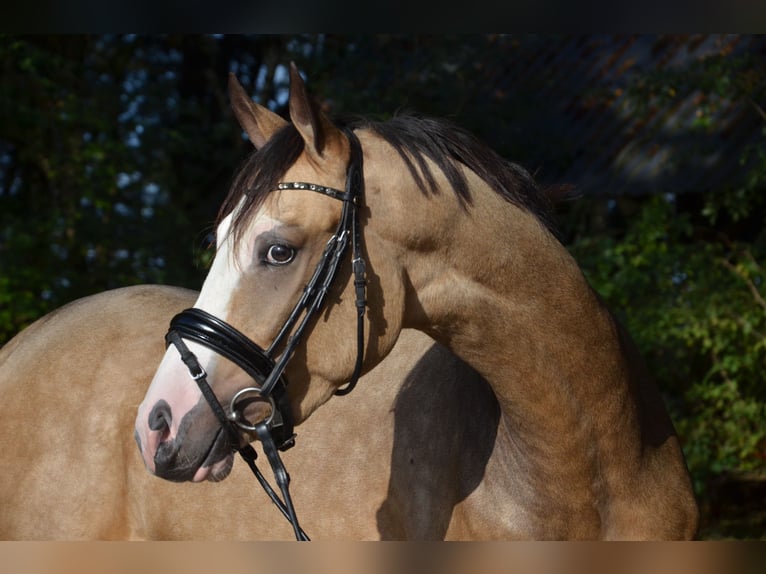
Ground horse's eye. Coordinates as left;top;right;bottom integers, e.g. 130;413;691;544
264;244;295;266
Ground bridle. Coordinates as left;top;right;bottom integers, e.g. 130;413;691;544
164;129;366;541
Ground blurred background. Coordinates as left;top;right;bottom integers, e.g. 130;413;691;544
0;34;763;539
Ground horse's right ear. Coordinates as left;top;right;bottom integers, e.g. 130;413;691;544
288;62;346;165
228;73;287;149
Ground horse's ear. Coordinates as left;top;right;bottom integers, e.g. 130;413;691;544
288;62;345;163
228;72;287;149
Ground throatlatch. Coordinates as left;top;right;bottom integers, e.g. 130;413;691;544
164;129;366;541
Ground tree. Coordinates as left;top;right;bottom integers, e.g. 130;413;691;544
0;35;288;341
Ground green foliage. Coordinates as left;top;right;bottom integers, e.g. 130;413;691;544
571;195;766;496
564;41;766;528
0;35;287;342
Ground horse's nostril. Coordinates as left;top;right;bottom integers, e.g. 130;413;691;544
148;400;172;436
153;430;190;481
154;435;178;466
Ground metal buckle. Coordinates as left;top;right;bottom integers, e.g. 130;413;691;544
191;366;208;381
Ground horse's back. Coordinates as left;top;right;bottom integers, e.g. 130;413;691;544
0;285;194;365
0;285;196;539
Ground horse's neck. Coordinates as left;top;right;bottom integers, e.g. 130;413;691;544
397;181;664;532
360;130;696;537
405;188;624;414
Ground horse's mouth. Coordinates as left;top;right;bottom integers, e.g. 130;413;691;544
192;428;235;482
194;452;235;482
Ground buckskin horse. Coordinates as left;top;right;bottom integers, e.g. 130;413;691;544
133;64;698;539
1;64;698;540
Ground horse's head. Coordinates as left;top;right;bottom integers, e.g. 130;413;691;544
134;64;406;482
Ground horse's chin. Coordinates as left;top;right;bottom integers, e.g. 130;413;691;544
192;452;234;483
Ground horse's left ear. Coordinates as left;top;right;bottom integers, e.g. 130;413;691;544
288;62;346;164
229;72;287;149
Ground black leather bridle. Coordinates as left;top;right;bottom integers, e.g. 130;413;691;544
164;129;366;541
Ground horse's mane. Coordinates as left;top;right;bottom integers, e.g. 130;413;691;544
219;113;560;242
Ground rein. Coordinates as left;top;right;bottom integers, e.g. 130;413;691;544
164;129;366;541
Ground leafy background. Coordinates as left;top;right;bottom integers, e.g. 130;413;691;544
1;34;764;539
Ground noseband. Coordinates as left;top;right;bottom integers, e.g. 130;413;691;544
164;129;367;540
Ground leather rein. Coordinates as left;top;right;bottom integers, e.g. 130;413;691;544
164;129;367;541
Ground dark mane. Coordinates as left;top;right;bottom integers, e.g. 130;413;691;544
218;113;559;241
354;114;559;234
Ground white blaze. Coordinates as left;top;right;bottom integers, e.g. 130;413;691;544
135;200;283;470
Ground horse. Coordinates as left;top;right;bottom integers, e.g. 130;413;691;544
0;284;495;539
134;62;699;540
